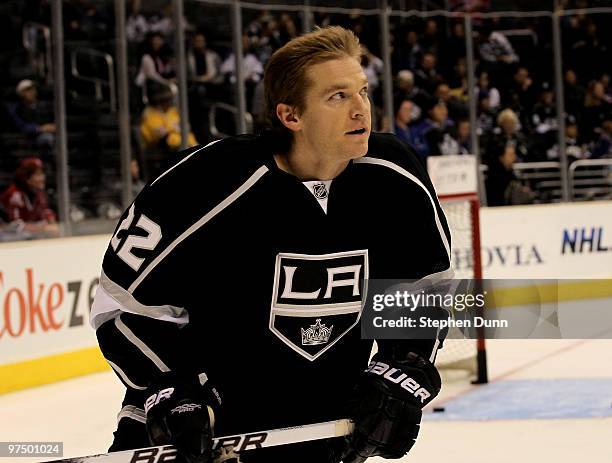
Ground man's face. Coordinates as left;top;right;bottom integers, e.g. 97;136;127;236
293;57;371;163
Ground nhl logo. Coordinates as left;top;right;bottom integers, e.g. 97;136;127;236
301;319;333;345
313;183;328;200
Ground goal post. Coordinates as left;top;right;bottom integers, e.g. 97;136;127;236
438;193;488;384
427;155;488;384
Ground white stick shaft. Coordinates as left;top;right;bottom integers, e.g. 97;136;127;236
44;419;354;463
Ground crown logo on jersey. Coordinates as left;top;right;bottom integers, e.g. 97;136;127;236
301;319;333;345
313;183;328;200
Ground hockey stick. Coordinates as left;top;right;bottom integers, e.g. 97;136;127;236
44;418;354;463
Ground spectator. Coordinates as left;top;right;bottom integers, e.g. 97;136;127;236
563;69;585;116
254;18;282;65
187;31;222;143
476;70;500;110
393;28;422;72
140;85;197;153
581;80;612;143
434;82;468;121
187;32;222;86
220;34;264;85
414;51;441;94
220;34;264;111
126;0;149;44
547;114;590;161
488;108;530;162
393;98;418;149
394;70;429;122
246;9;272;45
476;90;496;138
448;58;468;99
454;119;472;155
6;79;55;152
478;26;518;66
411;100;454;159
478;23;519;88
421;19;441;54
530;82;559;159
485;143;534;207
590;118;612;159
0;157;59;237
135;32;176;89
531;82;558;135
505;66;535;114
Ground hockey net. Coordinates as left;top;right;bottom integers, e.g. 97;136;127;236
435;193;488;383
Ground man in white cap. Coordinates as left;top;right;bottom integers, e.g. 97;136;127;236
7;79;56;150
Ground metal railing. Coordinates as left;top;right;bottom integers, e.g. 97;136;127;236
22;22;52;84
70;48;117;112
569;159;612;201
513;162;563;203
209;102;253;139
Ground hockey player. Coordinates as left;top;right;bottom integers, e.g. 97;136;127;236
91;26;450;463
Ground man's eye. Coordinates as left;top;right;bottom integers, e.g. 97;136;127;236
330;92;345;100
360;88;369;96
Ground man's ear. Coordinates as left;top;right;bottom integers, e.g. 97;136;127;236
276;103;301;132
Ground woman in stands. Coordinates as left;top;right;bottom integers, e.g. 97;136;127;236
0;157;59;238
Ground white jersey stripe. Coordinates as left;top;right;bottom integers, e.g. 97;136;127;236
129;164;270;293
117;405;146;424
115;315;170;373
151;140;220;186
107;360;146;390
354;157;451;263
90;272;188;329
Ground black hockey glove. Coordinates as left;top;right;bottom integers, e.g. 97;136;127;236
145;372;222;463
342;352;441;463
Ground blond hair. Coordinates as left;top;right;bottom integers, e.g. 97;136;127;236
263;26;361;149
497;108;519;128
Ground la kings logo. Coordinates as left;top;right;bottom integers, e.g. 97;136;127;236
270;250;368;361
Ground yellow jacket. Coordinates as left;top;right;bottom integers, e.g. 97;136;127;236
140;105;197;150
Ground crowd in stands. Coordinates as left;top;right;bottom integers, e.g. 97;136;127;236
0;0;611;241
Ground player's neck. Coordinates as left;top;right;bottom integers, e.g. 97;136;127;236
274;146;349;181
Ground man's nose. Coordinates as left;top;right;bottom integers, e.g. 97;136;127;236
351;94;368;119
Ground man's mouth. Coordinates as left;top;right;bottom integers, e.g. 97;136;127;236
346;128;367;135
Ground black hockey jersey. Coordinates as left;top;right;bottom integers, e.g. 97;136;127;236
91;132;452;445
